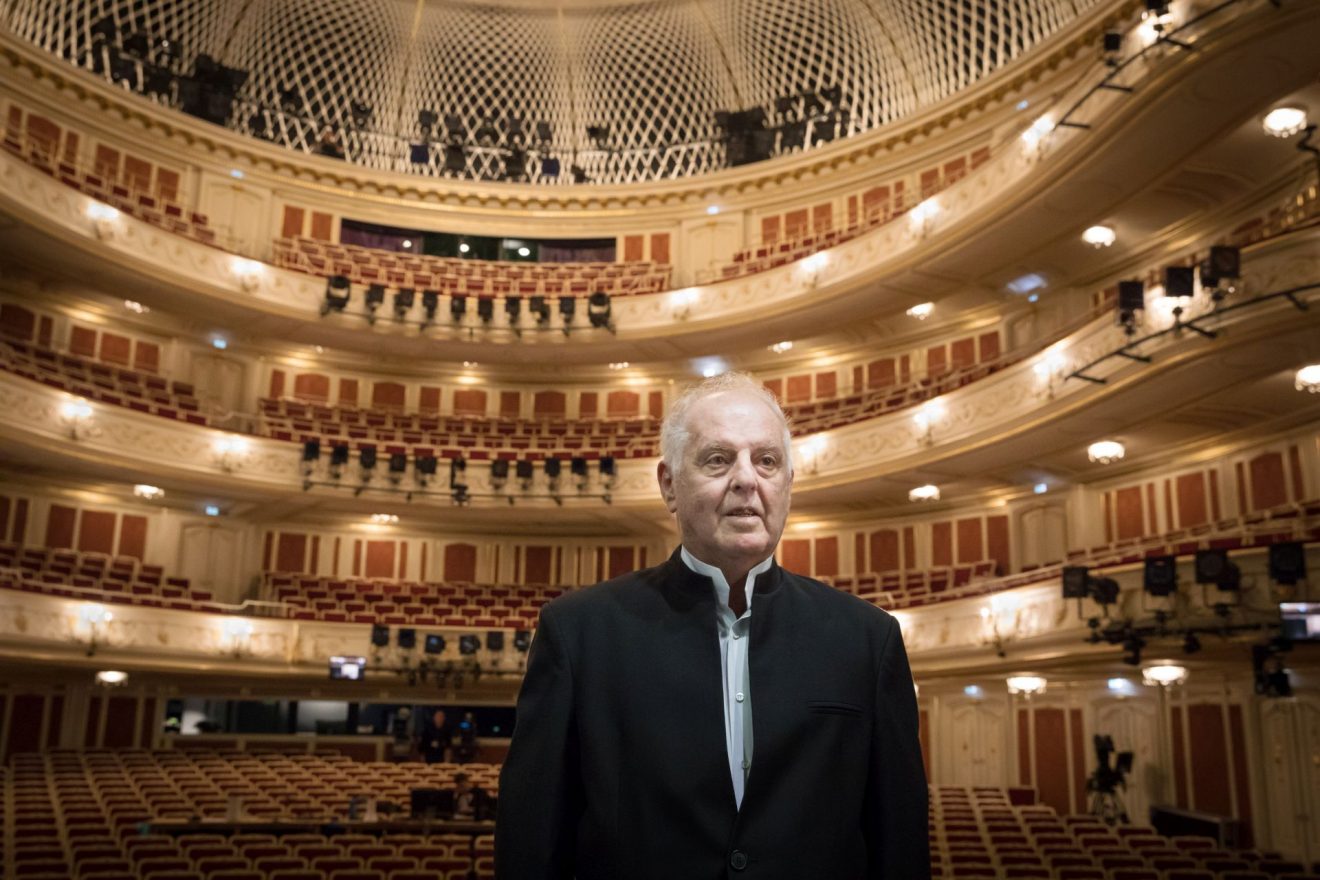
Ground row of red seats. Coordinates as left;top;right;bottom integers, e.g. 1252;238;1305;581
259;398;659;437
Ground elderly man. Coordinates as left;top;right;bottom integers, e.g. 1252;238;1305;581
496;372;929;879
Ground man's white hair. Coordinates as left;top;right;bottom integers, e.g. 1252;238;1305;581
660;371;793;475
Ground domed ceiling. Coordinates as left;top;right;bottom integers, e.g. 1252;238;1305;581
5;0;1097;184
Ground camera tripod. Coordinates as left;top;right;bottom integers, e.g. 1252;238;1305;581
1088;788;1130;825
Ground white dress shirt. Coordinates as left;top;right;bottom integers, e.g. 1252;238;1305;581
680;546;774;810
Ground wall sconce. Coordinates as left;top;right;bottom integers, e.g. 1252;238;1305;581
1020;115;1054;156
1141;661;1188;687
797;435;827;475
212;435;250;472
223;618;255;657
60;398;94;439
78;602;114;656
230;257;264;293
1033;349;1068;398
1006;673;1048;698
669;288;699;321
908;198;940;236
912;400;944;445
86;202;120;240
799;251;830;287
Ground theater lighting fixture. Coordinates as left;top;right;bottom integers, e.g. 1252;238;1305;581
517;247;531;257
1082;225;1116;248
1006;674;1047;697
1295;365;1320;393
1033;482;1048;495
1020;115;1053;152
706;205;721;215
1141;662;1188;688
908;197;940;232
95;670;128;687
59;397;94;438
369;513;399;524
212;436;249;472
229;257;263;291
587;292;612;329
86;201;120;238
133;484;164;500
322;275;351;315
463;360;478;368
1087;440;1125;464
458;242;471;254
1263;106;1308;138
669;288;700;320
768;341;794;354
123;299;149;314
905;302;933;320
204;505;221;517
1107;677;1135;696
1007;273;1046;296
402;239;412;249
908;484;940;502
608;362;630;370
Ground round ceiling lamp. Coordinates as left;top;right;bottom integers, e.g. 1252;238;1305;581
1295;364;1320;393
1082;225;1116;248
1142;662;1188;687
1006;674;1047;696
1087;440;1125;464
1263;106;1308;138
908;484;940;502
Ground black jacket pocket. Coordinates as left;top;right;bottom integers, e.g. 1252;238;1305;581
807;700;864;717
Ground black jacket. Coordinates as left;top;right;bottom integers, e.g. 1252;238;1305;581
496;548;930;879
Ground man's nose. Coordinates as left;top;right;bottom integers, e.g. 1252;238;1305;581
728;451;757;488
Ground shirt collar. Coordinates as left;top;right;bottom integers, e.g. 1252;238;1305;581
679;545;774;614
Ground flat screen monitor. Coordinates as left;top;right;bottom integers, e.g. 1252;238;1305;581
411;787;454;819
329;655;367;681
1280;602;1320;641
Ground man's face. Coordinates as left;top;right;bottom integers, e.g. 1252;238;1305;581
433;710;446;727
658;389;793;574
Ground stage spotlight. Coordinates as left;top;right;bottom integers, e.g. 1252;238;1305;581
475;117;498;145
444;115;464;138
516;459;534;489
389;453;408;480
504;148;527;181
1182;632;1202;655
322;276;351;315
491;459;509;489
416;455;438;487
360;447;377;470
1117;280;1143;333
1103;31;1123;66
409;142;430;164
544;458;562;480
371;624;391;648
529;296;551;324
364;284;385;323
1062;566;1090;599
424;633;447;655
1195;548;1240;590
350;100;372;128
504;295;522;323
486;631;505;651
330;443;350;466
279;86;301;115
1268;542;1306;585
821;84;843;106
1164;265;1195;299
394;288;414;320
600;456;616;485
587;291;611;328
1253;643;1292;697
477;297;494;323
450;295;467;320
450;457;468;490
586;124;609;145
302;440;321;463
535;121;553;143
418;109;437;136
459;634;481;655
397;627;416;650
1121;634;1145;666
421;290;439;324
1143;555;1178;597
1201;245;1240;288
514;630;531;652
444;144;466;174
559;297;576;323
541;157;561;178
570;165;590;184
571;457;588;490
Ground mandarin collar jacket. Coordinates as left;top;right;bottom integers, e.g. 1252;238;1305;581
495;548;930;880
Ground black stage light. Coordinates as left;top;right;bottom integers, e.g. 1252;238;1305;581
544;458;561;479
1117;280;1144;313
459;634;481;655
477;297;494;323
350;100;372;128
821;84;843;106
540;157;561;178
1090;576;1120;606
600;456;616;478
246;110;269;139
389;453;408;475
421;290;439;322
475;117;498;145
1103;31;1123;54
418;109;437;135
1182;632;1202;655
424;633;447;654
397;627;416;649
506;117;524;142
1268;542;1306;585
302;440;321;462
504;295;522;322
445;114;465;138
587;291;611;328
504;147;526;181
773;95;796;117
570;457;588;477
445;144;466;174
1195;548;1239;589
322;275;351;315
360;447;377;470
559;296;576;322
371;624;391;648
1121;634;1145;666
486;631;505;651
570;165;589;184
90;15;116;46
802;92;824;117
409;143;430;164
535;121;553;143
280;86;301;115
1062;565;1090;599
451;295;467;319
364;284;385;321
1143;555;1178;597
514;630;531;651
515;460;534;480
491;460;510;480
394;288;414;319
529;296;550;324
1164;266;1195;299
780;120;807;150
122;31;150;59
1201;245;1241;287
416;455;438;477
586;124;609;144
331;444;350;466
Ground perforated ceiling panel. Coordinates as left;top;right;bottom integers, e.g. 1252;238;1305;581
4;0;1100;184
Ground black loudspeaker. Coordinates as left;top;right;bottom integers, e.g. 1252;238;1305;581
1164;266;1195;298
514;630;531;651
371;624;390;647
1268;542;1306;585
1062;566;1089;599
360;447;377;469
397;628;416;649
1117;280;1144;312
491;460;509;479
1143;555;1178;597
302;440;321;462
515;460;534;480
1202;245;1241;286
486;631;504;651
1195;548;1240;589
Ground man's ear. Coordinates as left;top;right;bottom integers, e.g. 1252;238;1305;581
657;460;678;513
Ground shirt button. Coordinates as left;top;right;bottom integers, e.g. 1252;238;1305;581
735;692;744;702
741;759;750;770
730;850;748;871
732;632;741;640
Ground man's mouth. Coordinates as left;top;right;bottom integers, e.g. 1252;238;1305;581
726;508;760;517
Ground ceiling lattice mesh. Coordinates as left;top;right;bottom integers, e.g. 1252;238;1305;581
3;0;1100;184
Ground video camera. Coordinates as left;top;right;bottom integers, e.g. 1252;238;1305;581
1087;734;1133;796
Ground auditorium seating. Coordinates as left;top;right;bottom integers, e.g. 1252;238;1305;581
0;541;210;606
2;125;218;247
0;339;210;427
273;236;671;298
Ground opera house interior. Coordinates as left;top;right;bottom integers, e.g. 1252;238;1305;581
1;0;1319;877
